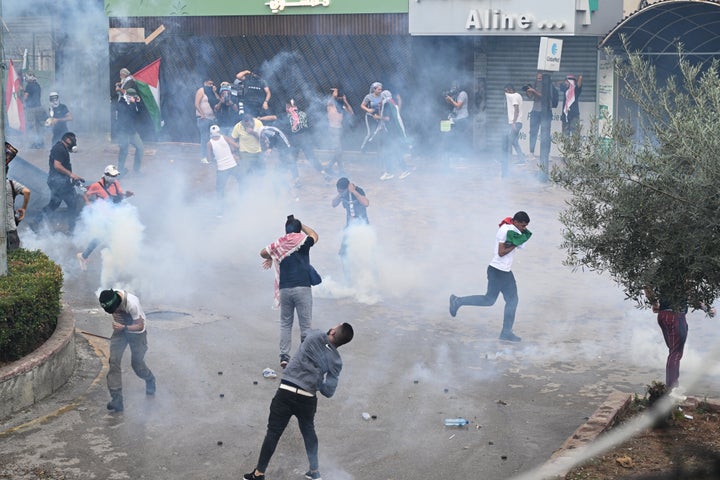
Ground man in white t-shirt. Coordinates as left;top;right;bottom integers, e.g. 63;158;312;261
448;211;532;342
504;84;525;171
207;124;242;217
99;289;156;412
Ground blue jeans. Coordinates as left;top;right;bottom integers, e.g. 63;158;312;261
216;166;243;207
326;127;344;173
457;265;518;334
506;122;523;156
197;117;214;158
279;286;313;358
117;131;144;173
256;388;319;472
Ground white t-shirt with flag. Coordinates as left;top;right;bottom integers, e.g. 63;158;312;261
489;224;525;272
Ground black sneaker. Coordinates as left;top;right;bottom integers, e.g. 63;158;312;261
499;332;522;342
106;394;124;412
449;294;460;317
305;471;322;480
146;377;156;396
243;472;264;480
280;354;290;369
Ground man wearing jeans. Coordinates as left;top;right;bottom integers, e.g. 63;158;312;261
261;215;319;368
503;84;525;176
243;323;354;480
449;211;532;342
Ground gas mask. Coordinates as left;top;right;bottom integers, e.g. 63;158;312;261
65;137;78;153
49;96;60;108
103;175;116;184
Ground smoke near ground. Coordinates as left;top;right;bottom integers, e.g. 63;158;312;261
3;3;720;480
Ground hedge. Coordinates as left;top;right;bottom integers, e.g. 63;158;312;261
0;249;63;363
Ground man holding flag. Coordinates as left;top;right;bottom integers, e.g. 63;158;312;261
113;60;162;174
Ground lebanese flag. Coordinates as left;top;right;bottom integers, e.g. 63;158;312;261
5;60;25;132
133;59;162;131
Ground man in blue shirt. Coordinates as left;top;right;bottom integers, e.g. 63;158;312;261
261;215;319;368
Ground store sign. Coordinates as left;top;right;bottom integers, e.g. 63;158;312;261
104;0;406;17
265;0;330;14
409;0;622;36
465;9;535;31
537;37;563;71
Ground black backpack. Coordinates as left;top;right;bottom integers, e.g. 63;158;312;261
551;85;560;108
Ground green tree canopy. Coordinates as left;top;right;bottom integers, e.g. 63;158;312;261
551;46;720;312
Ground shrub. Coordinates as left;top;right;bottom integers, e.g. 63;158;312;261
0;249;63;363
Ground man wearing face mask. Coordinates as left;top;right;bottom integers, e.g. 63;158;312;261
195;76;219;164
116;88;145;175
23;71;45;149
46;92;72;146
36;132;83;232
76;164;134;271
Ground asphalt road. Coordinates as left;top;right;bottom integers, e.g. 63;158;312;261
2;138;720;480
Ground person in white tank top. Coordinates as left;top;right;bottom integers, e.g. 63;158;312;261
207;124;243;217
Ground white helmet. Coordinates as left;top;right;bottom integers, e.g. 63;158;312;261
49;91;59;99
104;164;120;176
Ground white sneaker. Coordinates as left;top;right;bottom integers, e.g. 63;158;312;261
669;386;687;403
200;157;209;164
380;172;394;180
399;170;411;179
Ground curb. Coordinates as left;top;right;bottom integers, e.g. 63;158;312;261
0;306;76;420
543;390;632;477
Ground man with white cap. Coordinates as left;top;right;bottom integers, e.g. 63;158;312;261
114;67;136;101
98;288;156;413
207;124;242;217
47;91;72;145
76;164;134;271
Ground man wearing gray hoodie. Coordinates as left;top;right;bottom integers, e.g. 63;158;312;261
243;323;354;480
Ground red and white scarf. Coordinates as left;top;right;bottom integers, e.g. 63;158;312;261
564;78;576;116
263;232;307;308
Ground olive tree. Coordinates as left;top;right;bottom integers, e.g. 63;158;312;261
551;47;720;311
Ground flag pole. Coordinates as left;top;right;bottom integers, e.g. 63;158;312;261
0;0;8;276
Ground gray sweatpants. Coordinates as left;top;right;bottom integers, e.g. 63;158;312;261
279;286;313;358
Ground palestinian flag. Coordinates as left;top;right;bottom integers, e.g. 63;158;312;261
5;60;25;132
133;59;162;131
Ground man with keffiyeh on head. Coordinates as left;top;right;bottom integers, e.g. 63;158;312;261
560;74;583;135
448;211;532;342
261;215;319;369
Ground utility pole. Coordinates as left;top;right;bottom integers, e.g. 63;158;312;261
0;0;8;276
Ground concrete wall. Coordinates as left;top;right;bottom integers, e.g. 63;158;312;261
0;307;76;420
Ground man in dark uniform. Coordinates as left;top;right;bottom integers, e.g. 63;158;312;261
116;87;145;175
23;71;45;148
36;132;82;231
